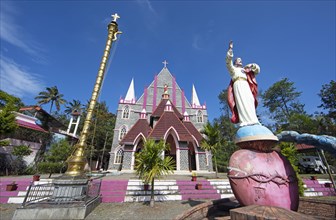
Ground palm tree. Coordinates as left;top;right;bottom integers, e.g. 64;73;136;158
35;86;66;113
201;121;222;178
65;99;83;115
135;139;175;207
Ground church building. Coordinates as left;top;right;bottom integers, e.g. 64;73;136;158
107;62;213;172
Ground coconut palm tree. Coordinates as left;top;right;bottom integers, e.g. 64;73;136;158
135;139;175;207
35;86;66;113
65;99;83;115
201;121;222;178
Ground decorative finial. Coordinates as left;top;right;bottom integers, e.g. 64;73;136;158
111;13;120;22
162;60;168;68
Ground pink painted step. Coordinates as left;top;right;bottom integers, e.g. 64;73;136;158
0;179;32;204
100;180;128;203
176;180;220;201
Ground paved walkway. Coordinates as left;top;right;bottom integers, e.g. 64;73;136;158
0;200;211;220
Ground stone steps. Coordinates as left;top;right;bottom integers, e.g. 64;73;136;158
1;177;334;204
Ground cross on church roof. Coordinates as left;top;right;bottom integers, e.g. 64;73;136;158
111;13;120;22
162;60;168;68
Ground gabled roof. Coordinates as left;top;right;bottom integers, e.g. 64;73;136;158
148;111;193;142
19;106;66;130
183;121;204;144
151;99;183;119
16;119;48;133
120;119;151;145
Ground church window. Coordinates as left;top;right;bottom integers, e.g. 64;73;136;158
197;110;203;123
114;148;124;164
122;105;130;119
119;126;127;140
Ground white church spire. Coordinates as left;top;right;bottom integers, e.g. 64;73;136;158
123;78;135;104
191;84;201;108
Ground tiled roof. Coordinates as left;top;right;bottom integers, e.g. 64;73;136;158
149;111;193;142
151;99;183;119
120;119;151;144
183;121;204;145
16;119;48;133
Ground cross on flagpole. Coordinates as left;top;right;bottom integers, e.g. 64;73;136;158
111;13;120;22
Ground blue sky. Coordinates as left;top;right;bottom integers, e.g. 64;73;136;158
1;0;335;122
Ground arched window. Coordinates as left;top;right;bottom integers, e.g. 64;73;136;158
114;148;124;164
122;105;130;119
119;126;127;140
196;110;203;123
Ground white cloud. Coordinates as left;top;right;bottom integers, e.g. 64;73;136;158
0;56;44;98
0;2;46;62
192;35;202;50
136;0;156;14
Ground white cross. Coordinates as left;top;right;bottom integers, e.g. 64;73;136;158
111;13;120;22
162;60;168;68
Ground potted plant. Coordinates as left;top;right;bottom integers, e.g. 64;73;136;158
144;182;149;191
195;182;202;190
325;182;332;188
310;176;317;180
191;172;197;181
6;181;18;191
33;173;40;181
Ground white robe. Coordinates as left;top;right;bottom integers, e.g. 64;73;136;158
226;49;260;126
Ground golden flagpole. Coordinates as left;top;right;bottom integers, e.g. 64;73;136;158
65;14;122;177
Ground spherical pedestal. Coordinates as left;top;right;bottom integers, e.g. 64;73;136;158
229;124;299;211
228;149;299;211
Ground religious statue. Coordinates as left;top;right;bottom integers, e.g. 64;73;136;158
226;41;260;126
225;42;298;212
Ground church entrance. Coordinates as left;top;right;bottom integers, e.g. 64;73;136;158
188;142;196;171
134;139;144;169
165;134;177;169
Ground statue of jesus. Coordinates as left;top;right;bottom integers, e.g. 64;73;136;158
226;41;260;126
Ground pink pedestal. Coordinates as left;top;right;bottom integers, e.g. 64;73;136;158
228;149;299;211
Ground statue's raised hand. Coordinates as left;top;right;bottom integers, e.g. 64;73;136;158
229;40;233;50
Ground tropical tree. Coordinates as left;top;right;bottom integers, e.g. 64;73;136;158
214;89;239;172
201;121;222;177
35;86;67;113
65;99;83;115
135;139;175;207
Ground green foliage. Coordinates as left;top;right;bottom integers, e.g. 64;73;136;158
135;139;175;207
65;99;83;115
262;78;305;125
35;86;67;113
12;145;32;158
37;139;72;177
0;140;10;146
212;90;239;172
0;103;18;136
0;90;24;109
201;121;223;176
82;101;116;161
318;80;336;120
280;143;305;196
37;162;64;177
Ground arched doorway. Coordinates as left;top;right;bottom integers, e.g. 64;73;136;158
134;139;144;169
188;142;197;171
165;134;177;168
